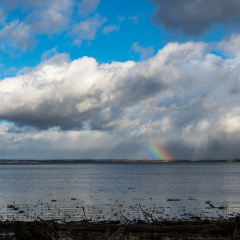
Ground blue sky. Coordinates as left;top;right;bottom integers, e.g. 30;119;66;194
0;0;161;78
1;0;240;160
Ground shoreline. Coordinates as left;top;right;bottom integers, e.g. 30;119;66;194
1;216;240;239
0;159;235;164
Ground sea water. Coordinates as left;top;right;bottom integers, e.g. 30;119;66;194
0;161;240;221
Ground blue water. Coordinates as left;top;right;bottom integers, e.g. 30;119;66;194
0;162;240;222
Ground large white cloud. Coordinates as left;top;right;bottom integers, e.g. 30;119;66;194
1;37;240;159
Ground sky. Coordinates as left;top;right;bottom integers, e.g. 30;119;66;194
0;0;240;160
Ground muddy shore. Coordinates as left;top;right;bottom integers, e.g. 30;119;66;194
1;216;240;240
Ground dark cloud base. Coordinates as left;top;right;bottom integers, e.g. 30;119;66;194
149;0;240;36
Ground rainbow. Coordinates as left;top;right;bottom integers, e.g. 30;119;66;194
143;144;173;161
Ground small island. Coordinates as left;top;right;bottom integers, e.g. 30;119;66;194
227;158;240;162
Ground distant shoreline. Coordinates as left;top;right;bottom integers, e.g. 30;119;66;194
0;159;238;164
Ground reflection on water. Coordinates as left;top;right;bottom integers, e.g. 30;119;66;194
0;162;240;221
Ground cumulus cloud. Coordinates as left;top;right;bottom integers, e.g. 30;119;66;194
1;0;49;10
0;0;105;51
78;0;101;18
102;25;119;35
0;0;72;51
0;20;35;51
27;0;73;35
131;42;154;60
1;0;73;34
1;37;240;159
149;0;240;35
41;47;58;61
218;34;240;57
72;14;107;46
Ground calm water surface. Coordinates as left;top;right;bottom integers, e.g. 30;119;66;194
0;162;240;221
